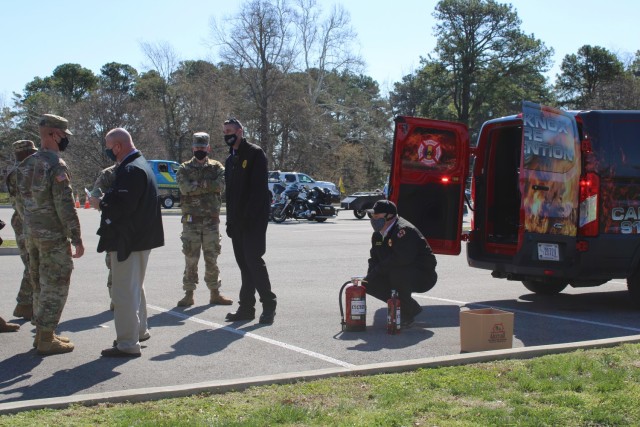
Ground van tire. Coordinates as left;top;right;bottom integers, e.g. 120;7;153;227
627;270;640;306
353;210;366;219
161;196;174;209
522;280;567;295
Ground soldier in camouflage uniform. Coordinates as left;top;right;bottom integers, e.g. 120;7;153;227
5;140;38;320
91;164;117;310
17;114;85;356
176;132;232;307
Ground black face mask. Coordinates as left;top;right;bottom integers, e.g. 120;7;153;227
224;134;237;147
58;137;69;152
193;150;208;160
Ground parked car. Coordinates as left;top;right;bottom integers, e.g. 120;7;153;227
268;171;340;202
148;160;180;209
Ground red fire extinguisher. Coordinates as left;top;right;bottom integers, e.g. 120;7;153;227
387;290;401;334
339;277;367;332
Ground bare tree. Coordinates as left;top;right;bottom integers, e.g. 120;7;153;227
139;41;191;162
293;0;362;104
210;0;296;166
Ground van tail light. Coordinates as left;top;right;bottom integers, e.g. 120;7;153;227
578;172;599;237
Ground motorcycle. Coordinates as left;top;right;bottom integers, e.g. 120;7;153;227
271;184;337;223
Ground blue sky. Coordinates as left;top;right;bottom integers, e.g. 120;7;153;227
1;0;638;105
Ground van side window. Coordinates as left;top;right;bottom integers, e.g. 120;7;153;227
285;174;296;183
170;163;179;173
299;174;313;183
158;164;168;173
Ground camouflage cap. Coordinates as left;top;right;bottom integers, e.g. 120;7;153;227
39;113;73;135
12;140;38;153
192;132;210;147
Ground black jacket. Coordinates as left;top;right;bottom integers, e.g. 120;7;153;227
367;216;437;280
97;151;164;261
224;138;271;229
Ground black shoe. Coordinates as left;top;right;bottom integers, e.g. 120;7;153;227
225;309;255;322
259;309;276;325
113;335;150;347
401;315;415;328
101;347;141;358
411;299;423;317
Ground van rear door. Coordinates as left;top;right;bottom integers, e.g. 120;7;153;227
390;116;469;255
519;102;581;261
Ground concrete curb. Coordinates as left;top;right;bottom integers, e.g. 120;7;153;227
1;334;639;415
0;247;19;256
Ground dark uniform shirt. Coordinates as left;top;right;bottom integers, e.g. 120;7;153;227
367;216;437;281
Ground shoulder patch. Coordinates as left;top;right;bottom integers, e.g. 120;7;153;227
242;159;248;169
397;229;406;238
55;172;69;183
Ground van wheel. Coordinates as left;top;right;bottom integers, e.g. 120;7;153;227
162;196;174;209
627;270;640;307
522;280;567;295
353;210;366;219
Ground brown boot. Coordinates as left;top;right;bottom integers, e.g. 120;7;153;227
33;329;71;348
0;316;19;333
13;304;33;320
177;290;195;307
37;330;74;355
210;289;233;305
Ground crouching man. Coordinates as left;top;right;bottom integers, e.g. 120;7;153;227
364;200;437;327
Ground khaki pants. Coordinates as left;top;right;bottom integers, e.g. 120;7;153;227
110;250;150;354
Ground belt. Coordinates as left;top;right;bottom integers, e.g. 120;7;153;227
182;214;220;223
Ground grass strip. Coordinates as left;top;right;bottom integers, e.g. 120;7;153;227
1;343;639;426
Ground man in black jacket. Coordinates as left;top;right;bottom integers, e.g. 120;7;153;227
94;128;164;357
364;200;437;327
223;118;277;324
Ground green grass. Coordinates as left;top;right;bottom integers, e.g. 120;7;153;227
1;239;17;248
2;344;640;426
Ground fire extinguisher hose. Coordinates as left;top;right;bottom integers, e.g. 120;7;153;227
338;280;351;330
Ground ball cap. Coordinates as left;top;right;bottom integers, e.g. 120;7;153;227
12;140;38;153
192;132;210;147
367;199;397;216
39;114;72;135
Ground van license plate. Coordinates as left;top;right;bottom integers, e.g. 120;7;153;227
538;243;559;261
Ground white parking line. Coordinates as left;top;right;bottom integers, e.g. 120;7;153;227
147;305;355;369
415;295;640;333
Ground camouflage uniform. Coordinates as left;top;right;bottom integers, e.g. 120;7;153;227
177;155;225;292
92;165;117;292
5;143;36;311
17;149;82;331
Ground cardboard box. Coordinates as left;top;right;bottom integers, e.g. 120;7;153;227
460;308;514;352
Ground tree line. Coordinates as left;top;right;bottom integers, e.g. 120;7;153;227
1;0;639;196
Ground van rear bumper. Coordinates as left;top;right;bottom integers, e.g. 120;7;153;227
466;233;640;283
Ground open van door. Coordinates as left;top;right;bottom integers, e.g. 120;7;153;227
519;102;581;260
389;116;469;255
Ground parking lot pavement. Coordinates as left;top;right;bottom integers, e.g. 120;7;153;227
1;206;639;411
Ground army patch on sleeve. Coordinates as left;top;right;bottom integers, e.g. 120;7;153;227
242;160;247;169
55;172;69;183
397;229;406;238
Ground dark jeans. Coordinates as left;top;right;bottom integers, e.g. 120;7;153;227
365;266;437;316
231;220;276;310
